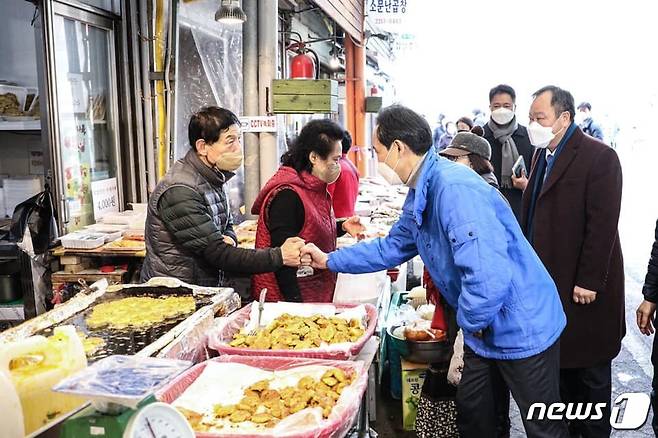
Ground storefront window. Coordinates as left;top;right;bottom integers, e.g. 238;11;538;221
52;14;118;230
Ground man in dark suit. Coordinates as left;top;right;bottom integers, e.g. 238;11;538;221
522;85;625;438
483;84;534;222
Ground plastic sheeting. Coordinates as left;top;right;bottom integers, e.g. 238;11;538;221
208;303;378;361
174;0;244;221
156;355;369;438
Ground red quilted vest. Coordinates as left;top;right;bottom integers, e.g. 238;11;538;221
251;167;337;302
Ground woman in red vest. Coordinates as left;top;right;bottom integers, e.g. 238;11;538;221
251;119;363;302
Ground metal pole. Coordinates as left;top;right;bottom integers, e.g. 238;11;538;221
243;0;259;218
258;0;278;187
139;0;157;192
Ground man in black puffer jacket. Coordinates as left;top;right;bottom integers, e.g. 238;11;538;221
636;218;658;434
141;106;305;287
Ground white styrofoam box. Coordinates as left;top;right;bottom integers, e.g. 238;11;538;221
334;270;388;305
60;232;105;249
99;210;146;228
0;84;28;112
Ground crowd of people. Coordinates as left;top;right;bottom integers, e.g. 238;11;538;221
139;83;658;437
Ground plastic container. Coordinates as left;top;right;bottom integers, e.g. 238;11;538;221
209;303;378;360
0;84;28;113
85;223;129;234
0;370;24;438
0;325;87;435
156;355;369;438
54;355;192;410
60;232;106;249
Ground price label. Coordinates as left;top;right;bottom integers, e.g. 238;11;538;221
91;177;119;220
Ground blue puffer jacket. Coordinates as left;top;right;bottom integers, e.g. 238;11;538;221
328;153;566;360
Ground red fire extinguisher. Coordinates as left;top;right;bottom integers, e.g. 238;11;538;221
289;42;319;79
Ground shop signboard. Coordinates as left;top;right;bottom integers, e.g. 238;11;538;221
366;0;411;31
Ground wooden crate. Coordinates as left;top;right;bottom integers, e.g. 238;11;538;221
271;79;338;114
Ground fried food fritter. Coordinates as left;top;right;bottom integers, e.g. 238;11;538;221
185;367;356;432
230;314;366;350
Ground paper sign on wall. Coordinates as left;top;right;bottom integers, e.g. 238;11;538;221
91;177;119;220
239;116;277;132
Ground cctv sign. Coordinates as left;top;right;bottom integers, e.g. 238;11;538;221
239;116;277;133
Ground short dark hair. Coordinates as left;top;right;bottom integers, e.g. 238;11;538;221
281;119;344;172
489;84;516;103
577;102;592;111
188;106;240;151
376;105;432;155
341;130;353;154
456;116;474;130
468;154;494;176
533;85;576;122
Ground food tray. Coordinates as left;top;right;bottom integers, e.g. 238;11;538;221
103;238;146;251
156;355;369;438
85;223;129;234
60;232;106;249
54;355;192;409
209;303;377;360
33;282;235;363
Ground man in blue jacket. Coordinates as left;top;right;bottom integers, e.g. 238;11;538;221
302;105;568;437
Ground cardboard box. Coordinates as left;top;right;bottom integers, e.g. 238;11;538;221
401;359;428;430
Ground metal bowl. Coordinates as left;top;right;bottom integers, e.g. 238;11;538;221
387;325;452;364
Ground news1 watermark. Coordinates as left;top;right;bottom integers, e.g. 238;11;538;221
527;393;652;430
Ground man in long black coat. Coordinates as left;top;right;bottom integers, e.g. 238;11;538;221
522;85;625;438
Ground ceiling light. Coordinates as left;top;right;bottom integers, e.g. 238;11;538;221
215;0;247;25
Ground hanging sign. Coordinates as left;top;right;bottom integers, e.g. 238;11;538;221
91;177;119;220
366;0;410;30
239;116;277;133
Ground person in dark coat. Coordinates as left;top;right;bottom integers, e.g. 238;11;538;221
483;84;534;223
635;219;658;435
576;101;604;141
522;86;625;438
141;106;305;287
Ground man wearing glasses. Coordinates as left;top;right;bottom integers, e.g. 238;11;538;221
483;84;535;222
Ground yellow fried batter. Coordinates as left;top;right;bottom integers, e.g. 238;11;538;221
86;296;195;330
229;410;251;423
230;314;366;350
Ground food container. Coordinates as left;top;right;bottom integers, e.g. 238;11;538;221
0;325;87;435
387;325;452;364
60;232;106;249
209;303;378;360
53;355;192;410
156;355;369;438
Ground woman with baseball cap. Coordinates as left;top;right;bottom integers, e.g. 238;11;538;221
439;130;499;189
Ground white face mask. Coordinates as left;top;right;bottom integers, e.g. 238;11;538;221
377;146;404;185
527;122;556;149
491;108;515;125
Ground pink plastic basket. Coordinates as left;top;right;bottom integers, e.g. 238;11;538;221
156;355;368;438
208;303;378;360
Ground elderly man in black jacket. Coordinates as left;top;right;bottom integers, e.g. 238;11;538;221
636;219;658;434
141;106;304;287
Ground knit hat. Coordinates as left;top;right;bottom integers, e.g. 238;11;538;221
439;132;492;161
